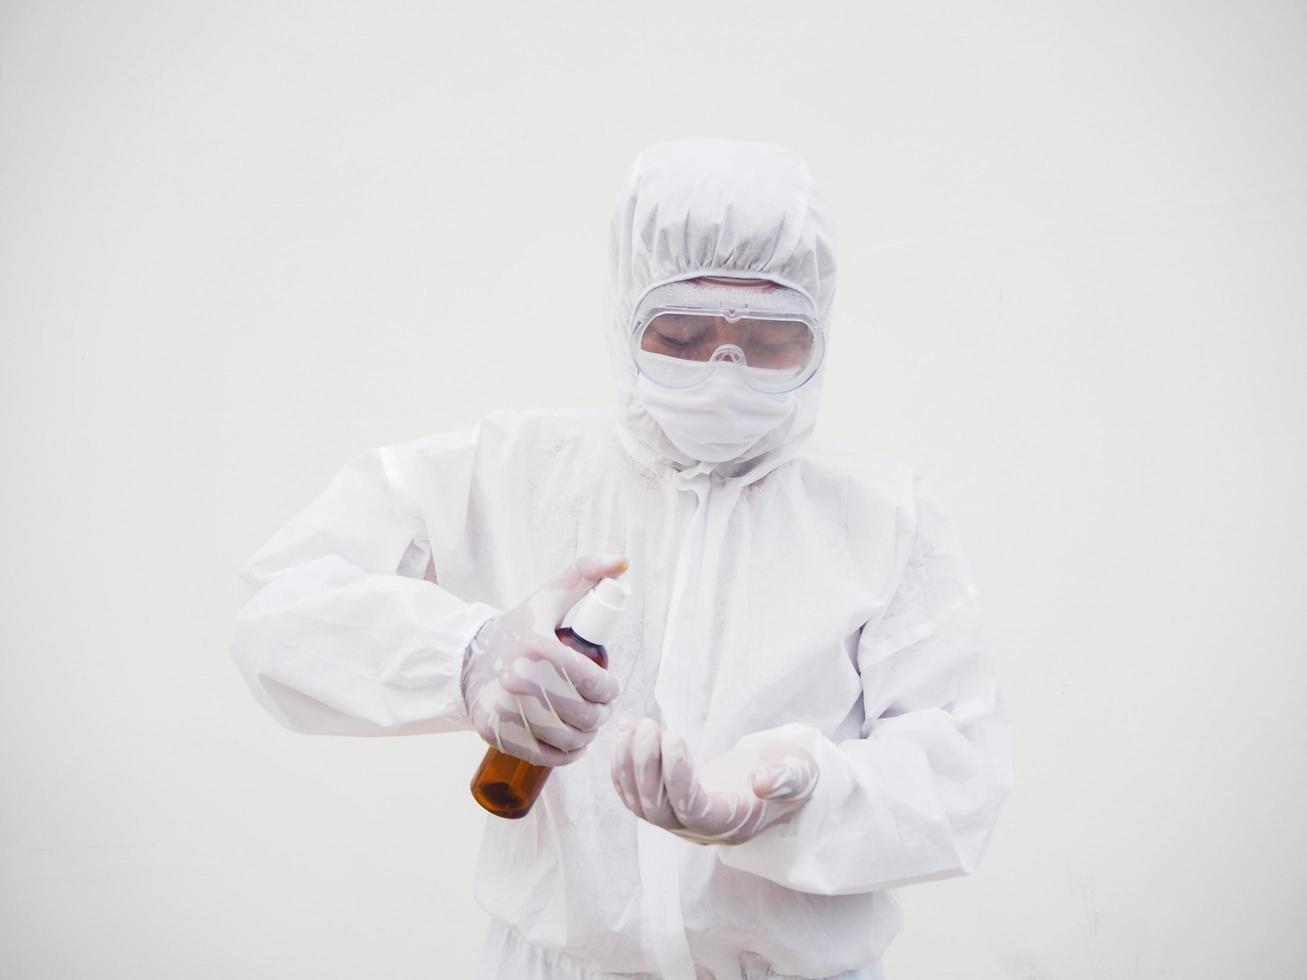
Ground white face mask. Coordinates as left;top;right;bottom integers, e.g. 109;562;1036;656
634;359;798;463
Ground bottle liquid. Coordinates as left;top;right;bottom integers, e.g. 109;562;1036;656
470;575;631;819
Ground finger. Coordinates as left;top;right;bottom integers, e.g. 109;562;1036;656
662;733;703;829
540;639;621;706
649;726;691;830
476;681;591;758
516;704;593;752
537;553;630;619
620;720;649;820
481;710;585;768
510;737;585;768
503;648;616;728
499;662;609;746
632;719;676;829
609;716;633;800
610;718;644;817
662;737;751;844
568;699;613;734
662;745;726;845
574;552;630;581
750;749;820;802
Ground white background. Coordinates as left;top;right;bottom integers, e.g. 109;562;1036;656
3;2;1305;977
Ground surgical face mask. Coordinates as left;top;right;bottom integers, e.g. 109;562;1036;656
634;357;798;463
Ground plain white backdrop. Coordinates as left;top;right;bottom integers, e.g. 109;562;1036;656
2;2;1305;977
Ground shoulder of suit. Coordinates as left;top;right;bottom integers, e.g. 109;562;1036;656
378;407;606;456
799;436;920;498
479;406;612;448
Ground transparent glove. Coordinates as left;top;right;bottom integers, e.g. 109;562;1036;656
460;553;628;767
610;717;819;845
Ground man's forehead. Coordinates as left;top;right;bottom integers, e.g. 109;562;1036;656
691;275;784;291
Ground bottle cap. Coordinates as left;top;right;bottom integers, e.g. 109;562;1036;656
569;574;631;646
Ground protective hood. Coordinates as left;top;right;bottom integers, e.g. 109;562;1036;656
604;139;838;487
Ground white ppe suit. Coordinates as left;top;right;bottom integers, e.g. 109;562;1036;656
231;140;1014;979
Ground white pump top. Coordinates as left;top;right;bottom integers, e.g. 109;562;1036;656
567;575;631;646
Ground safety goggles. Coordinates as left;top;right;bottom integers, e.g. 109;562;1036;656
629;277;824;393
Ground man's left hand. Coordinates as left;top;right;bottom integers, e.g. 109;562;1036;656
610;717;819;845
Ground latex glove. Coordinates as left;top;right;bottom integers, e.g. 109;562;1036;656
610;717;819;845
461;553;628;766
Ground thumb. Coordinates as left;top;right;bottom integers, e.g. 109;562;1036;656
538;552;629;615
750;753;819;802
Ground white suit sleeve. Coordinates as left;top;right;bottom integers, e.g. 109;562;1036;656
715;473;1014;895
231;432;502;736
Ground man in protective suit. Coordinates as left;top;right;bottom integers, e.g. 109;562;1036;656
233;139;1013;979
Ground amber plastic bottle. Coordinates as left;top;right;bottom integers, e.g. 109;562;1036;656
470;576;630;819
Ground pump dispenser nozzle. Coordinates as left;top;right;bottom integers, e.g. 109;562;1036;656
570;574;630;646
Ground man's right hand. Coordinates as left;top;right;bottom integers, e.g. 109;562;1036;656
461;553;628;766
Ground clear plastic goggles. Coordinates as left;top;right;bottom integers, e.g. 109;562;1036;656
629;277;824;393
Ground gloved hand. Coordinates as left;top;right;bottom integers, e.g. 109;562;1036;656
610;717;819;845
461;553;628;767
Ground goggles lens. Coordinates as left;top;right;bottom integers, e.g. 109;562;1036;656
634;311;819;391
640;313;813;367
629;277;823;392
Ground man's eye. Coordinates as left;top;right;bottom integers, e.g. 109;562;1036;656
656;331;700;347
756;339;804;355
